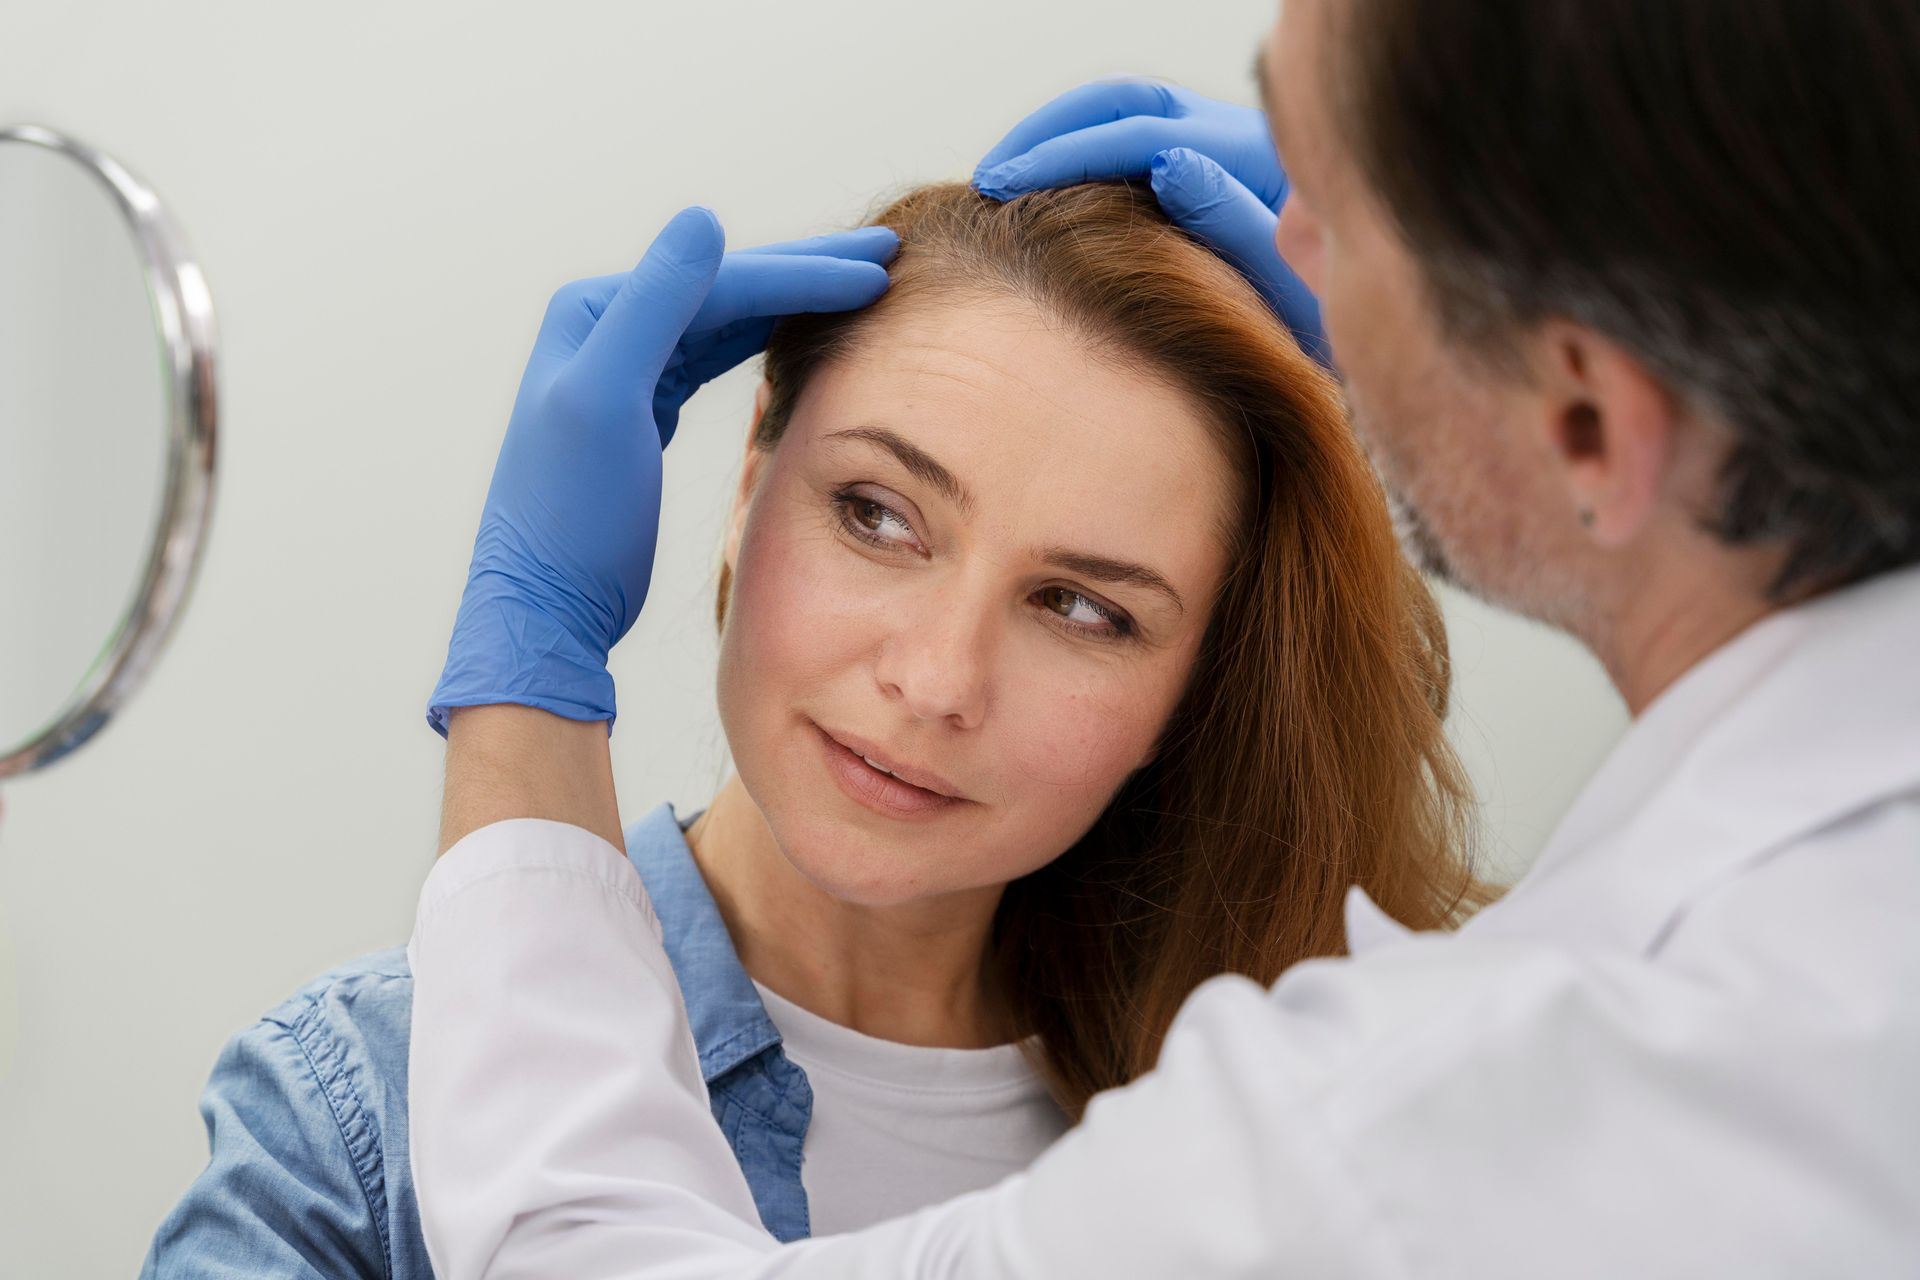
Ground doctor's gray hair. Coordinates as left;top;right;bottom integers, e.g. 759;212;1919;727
1339;0;1920;598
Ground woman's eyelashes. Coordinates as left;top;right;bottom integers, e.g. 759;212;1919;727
832;485;925;554
1036;586;1134;641
828;484;1138;643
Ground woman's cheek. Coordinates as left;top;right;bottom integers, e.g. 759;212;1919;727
721;492;877;702
997;661;1170;805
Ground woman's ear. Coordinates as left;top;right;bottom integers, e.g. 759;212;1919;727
723;382;775;573
749;378;772;436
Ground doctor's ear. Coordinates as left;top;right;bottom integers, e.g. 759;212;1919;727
1529;321;1679;548
722;383;776;574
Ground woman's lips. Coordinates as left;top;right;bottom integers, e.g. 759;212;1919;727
814;725;965;819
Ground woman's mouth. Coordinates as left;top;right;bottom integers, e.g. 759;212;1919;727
813;724;966;819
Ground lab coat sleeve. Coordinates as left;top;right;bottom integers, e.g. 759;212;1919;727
405;818;773;1276
405;819;1416;1279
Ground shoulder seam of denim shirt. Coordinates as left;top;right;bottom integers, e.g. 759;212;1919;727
274;977;404;1279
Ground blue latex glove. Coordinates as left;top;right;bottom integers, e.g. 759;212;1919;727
428;208;898;736
973;80;1328;365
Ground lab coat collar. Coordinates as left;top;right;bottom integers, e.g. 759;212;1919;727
1464;561;1920;954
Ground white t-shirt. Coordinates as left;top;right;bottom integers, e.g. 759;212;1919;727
751;981;1070;1236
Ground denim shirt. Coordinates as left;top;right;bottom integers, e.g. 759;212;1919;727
141;804;816;1278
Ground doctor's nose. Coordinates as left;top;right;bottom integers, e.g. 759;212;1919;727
1275;197;1325;298
872;592;994;729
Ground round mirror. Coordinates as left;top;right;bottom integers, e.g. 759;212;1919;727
0;126;217;778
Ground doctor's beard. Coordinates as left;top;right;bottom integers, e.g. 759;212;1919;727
1343;386;1603;643
1385;484;1457;585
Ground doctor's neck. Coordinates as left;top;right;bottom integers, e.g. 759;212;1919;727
684;775;1017;1050
1569;530;1792;717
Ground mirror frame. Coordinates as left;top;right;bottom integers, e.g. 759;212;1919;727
0;125;218;778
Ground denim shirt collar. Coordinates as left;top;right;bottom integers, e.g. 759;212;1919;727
622;803;784;1083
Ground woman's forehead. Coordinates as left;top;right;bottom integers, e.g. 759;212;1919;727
777;293;1243;598
794;295;1235;509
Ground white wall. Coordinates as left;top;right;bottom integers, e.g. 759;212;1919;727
0;2;1626;1273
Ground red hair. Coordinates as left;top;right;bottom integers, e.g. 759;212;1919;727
722;181;1486;1116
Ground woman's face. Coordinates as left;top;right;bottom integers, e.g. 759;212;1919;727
717;292;1240;907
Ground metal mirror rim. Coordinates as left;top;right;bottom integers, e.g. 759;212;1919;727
0;124;218;779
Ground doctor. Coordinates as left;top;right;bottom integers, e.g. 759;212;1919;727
407;1;1920;1276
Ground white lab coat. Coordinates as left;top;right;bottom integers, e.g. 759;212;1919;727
406;563;1920;1278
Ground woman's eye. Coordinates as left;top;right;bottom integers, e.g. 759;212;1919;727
1037;586;1129;637
835;491;920;549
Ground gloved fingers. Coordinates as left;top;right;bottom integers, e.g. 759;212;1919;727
734;225;900;266
975;78;1184;174
690;253;891;337
1149;146;1281;262
565;206;727;397
654;321;777;448
534;228;894;364
1150;148;1328;366
974;113;1196;199
683;316;777;376
659;251;891;445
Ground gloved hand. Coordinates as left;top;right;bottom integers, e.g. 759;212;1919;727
973;79;1328;365
428;208;898;736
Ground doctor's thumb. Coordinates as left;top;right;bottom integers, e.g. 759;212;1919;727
570;207;728;385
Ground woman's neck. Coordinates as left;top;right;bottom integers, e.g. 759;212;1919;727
684;775;1016;1049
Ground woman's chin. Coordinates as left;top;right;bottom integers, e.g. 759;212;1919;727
755;808;1000;910
768;826;949;907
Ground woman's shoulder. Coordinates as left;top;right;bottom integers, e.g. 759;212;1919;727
263;945;413;1019
239;944;421;1180
223;800;721;1142
149;809;735;1280
144;947;431;1280
257;945;417;1080
216;947;422;1221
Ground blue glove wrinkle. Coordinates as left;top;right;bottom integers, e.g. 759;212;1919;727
428;588;620;735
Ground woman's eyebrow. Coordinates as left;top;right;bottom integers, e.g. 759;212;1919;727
824;427;975;515
1044;548;1186;616
825;426;1182;614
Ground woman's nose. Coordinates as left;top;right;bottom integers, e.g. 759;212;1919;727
872;588;993;729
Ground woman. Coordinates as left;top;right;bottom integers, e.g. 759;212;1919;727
142;180;1482;1275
